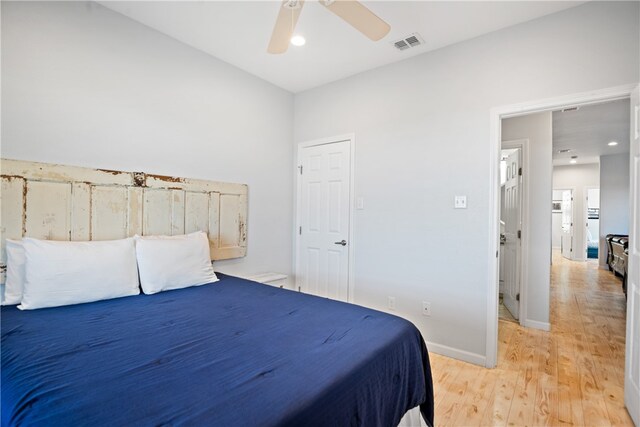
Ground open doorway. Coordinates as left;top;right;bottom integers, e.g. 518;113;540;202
558;188;574;260
489;86;638;424
552;185;602;263
498;98;630;328
586;188;600;260
486;84;640;424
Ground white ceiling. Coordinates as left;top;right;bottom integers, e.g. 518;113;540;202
99;1;584;93
552;98;630;166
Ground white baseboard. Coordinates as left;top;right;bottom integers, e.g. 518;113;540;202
425;341;486;366
522;319;550;331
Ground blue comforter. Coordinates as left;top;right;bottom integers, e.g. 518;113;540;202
1;273;433;426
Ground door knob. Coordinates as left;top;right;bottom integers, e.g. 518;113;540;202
334;240;347;246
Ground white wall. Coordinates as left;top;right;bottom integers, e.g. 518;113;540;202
553;163;600;261
599;153;630;268
502;112;552;328
0;1;294;281
293;1;639;362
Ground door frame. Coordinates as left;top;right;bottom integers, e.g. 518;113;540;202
552;187;576;257
294;133;356;302
558;187;577;261
584;186;600;261
486;83;637;368
625;85;639;425
501;140;529;325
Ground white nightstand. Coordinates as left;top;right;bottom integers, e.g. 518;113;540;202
245;272;288;289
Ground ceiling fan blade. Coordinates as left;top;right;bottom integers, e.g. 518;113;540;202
268;0;305;54
320;0;390;41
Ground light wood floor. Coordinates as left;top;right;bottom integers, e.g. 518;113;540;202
499;298;517;323
429;251;632;426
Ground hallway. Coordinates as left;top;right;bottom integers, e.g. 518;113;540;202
429;251;632;426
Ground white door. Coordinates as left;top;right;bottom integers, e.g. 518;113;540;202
624;85;639;426
502;149;521;320
297;140;351;301
561;190;574;260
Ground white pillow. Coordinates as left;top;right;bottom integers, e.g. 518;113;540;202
19;237;140;310
135;231;218;295
3;239;26;305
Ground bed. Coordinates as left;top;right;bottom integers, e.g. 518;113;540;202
1;159;433;426
1;273;434;426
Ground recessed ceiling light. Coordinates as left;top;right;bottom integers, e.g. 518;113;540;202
557;149;572;153
608;141;618;146
290;35;306;47
569;159;577;164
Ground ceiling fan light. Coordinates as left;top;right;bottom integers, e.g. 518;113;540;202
290;35;306;46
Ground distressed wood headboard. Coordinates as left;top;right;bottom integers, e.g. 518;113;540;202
0;159;247;268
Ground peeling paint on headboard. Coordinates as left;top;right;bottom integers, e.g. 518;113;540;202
0;159;248;277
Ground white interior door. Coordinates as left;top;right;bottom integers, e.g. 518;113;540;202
502;149;521;320
561;189;574;260
624;85;640;426
297;140;351;301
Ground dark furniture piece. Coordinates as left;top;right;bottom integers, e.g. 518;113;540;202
606;234;626;270
606;234;629;297
611;236;629;277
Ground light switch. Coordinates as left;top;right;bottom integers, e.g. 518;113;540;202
454;195;467;209
356;197;364;210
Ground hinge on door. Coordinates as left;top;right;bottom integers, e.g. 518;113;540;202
517;230;521;239
496;250;499;258
299;226;302;235
298;165;303;175
516;293;520;301
518;167;522;176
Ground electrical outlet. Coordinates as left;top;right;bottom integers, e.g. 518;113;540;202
454;195;467;209
422;301;431;316
388;296;396;310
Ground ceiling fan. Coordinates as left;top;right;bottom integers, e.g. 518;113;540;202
267;0;391;54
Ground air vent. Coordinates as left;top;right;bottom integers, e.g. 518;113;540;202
392;33;424;51
561;106;579;112
394;40;409;51
405;35;421;47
